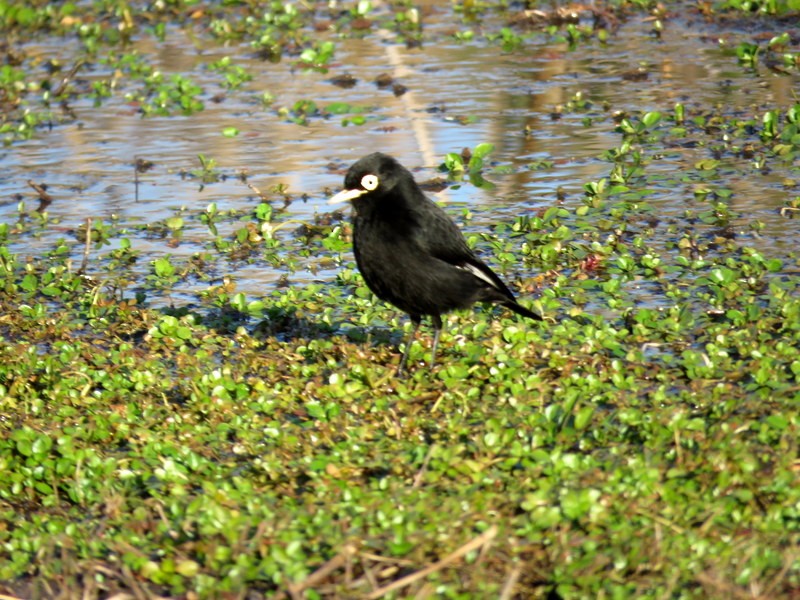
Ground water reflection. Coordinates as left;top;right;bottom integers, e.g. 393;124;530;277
1;13;797;299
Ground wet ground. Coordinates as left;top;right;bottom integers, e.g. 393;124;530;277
2;3;798;303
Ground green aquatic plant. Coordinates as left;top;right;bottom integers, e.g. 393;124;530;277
137;73;205;116
298;40;336;70
191;154;221;185
442;142;496;187
208;56;253;91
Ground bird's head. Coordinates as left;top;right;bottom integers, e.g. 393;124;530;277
328;152;411;207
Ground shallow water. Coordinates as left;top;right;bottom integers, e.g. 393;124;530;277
2;6;798;305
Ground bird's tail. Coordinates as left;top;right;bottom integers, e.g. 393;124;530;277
503;300;543;321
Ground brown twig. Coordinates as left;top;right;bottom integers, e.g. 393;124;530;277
120;562;155;600
134;158;154;203
52;60;85;97
696;571;765;600
364;525;498;599
359;552;414;566
245;179;270;203
79;218;92;275
103;541;155;600
634;509;687;535
780;206;799;217
412;444;436;488
285;544;358;599
360;553;380;592
499;565;522;600
762;550;798;599
27;179;53;212
91;563;142;600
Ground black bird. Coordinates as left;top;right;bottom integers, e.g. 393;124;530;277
328;152;541;372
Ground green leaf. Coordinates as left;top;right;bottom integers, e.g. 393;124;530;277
176;560;200;577
472;142;494;160
31;434;52;457
766;415;788;430
247;300;265;316
765;258;783;272
255;203;272;222
166;217;184;230
695;159;719;171
468;171;496;189
574;406;594;430
561;488;600;520
299;48;317;63
154;257;175;277
15;438;33;457
642;111;661;128
444;153;464;172
326;102;352;115
20;273;37;292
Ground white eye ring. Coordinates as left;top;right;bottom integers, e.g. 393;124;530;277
361;174;379;191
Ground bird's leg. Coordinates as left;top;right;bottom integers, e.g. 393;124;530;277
398;315;421;374
430;314;443;370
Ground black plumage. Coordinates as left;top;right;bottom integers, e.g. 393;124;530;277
329;152;541;372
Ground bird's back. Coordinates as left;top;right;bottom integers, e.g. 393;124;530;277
352;183;516;317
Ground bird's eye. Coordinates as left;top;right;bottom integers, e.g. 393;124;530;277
361;174;379;191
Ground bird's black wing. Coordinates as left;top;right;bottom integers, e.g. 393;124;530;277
411;198;517;302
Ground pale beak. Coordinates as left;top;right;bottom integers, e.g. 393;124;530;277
328;187;366;205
